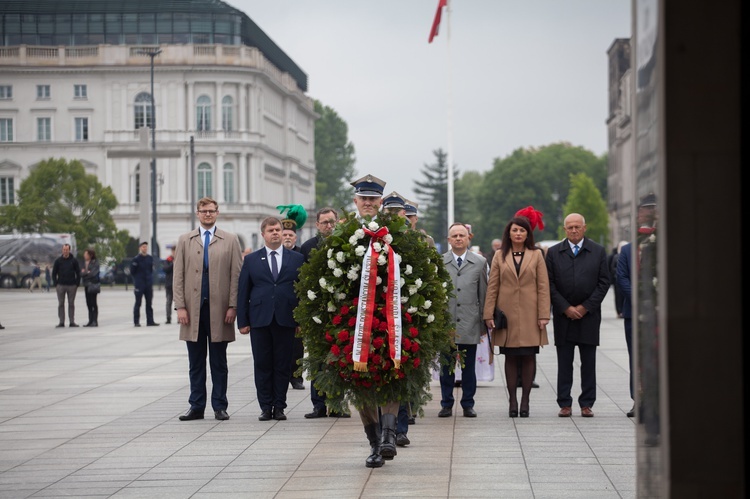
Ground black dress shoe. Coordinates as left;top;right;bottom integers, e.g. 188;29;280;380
134;323;141;327
396;433;410;446
69;323;79;327
178;409;204;421
304;408;327;419
147;322;159;326
214;410;229;421
165;319;171;324
272;408;287;421
438;406;452;417
259;409;273;421
55;323;65;328
520;408;529;418
531;381;540;388
463;407;478;418
290;379;304;390
627;405;635;418
509;408;519;418
408;415;416;425
328;411;351;418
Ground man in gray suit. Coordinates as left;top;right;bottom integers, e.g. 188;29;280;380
438;222;488;418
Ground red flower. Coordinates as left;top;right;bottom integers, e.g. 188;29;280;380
338;360;348;368
410;342;420;353
412;358;421;368
340;305;350;315
372;337;384;349
369;364;379;372
348;317;357;327
371;317;381;329
403;312;412;323
397;370;405;379
371;354;382;365
383;359;392;370
331;345;340;356
409;327;419;338
402;337;412;350
337;330;350;342
378;321;389;332
332;315;342;325
325;332;334;342
343;344;353;355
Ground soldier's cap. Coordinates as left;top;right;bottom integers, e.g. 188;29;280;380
281;219;297;232
403;198;418;217
382;191;406;210
639;192;657;208
166;244;175;249
350;174;386;197
139;241;148;246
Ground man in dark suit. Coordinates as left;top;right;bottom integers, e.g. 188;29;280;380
237;216;305;421
130;241;158;327
280;214;305;391
545;213;609;418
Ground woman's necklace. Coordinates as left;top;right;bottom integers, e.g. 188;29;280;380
512;251;524;257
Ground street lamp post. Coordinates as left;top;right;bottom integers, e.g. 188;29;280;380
139;48;162;259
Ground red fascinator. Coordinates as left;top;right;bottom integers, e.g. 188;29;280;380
515;206;545;231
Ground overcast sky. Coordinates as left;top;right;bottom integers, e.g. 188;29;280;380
232;0;632;203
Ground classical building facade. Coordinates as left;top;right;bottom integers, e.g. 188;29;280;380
0;0;317;255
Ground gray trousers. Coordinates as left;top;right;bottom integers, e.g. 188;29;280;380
56;284;78;324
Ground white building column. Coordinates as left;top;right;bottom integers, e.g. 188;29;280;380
239;84;247;131
239;153;248;203
187;82;194;131
215;152;224;203
215;82;222;131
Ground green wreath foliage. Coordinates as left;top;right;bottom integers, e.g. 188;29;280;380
294;210;455;414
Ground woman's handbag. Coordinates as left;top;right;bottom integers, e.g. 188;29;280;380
493;308;507;330
88;282;101;294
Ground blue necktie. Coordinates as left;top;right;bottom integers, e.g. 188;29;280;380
270;250;279;281
573;244;579;256
457;256;462;267
204;230;210;269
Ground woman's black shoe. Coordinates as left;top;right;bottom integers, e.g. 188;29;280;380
520;409;529;418
509;409;518;418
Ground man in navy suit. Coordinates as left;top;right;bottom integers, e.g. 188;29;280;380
237;216;305;421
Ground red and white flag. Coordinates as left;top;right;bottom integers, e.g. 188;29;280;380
428;0;447;43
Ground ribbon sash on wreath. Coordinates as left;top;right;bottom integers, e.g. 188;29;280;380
353;225;402;371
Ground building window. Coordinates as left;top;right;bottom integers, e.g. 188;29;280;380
37;85;51;100
0;177;14;205
223;163;235;203
74;84;87;99
0;119;12;142
196;95;211;131
222;96;234;131
134;92;153;130
37;118;51;142
197;162;212;198
0;86;11;100
75;117;89;141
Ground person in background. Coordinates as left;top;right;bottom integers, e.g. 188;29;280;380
486;238;502;268
484;212;550;418
545;213;609;418
163;244;175;324
81;248;101;327
29;262;42;292
608;242;627;318
44;264;51;292
131;241;159;327
52;243;81;328
438;222;488;419
278;204;307;391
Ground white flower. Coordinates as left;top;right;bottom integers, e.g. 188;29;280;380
376;276;382;285
367;221;379;231
327;248;333;258
327;302;337;312
349;235;359;245
327;259;337;269
372;242;382;253
415;278;423;288
395;254;402;264
404;264;413;275
407;306;418;314
327;285;335;293
383;234;393;244
400;277;406;288
336;292;347;300
382;286;389;293
354;229;365;239
336;251;346;263
312;316;322;324
355;245;366;257
347;270;359;280
319;277;327;288
426;314;435;323
377;254;387;265
401;296;409;304
333;268;343;277
408;285;418;296
426;258;431;264
442;281;448;288
423;300;432;309
649;234;656;243
307;290;317;301
351;264;361;271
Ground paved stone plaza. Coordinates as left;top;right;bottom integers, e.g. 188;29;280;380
0;286;635;498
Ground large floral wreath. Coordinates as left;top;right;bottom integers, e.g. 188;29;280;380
294;210;455;414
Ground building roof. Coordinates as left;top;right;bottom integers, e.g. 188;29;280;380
0;0;308;91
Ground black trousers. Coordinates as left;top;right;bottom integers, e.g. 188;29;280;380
250;318;294;412
185;301;229;411
555;341;597;408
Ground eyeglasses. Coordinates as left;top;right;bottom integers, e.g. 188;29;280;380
197;210;217;215
318;220;336;226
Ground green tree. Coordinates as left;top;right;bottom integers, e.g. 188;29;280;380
314;100;357;211
413;149;460;247
0;158;130;262
455;170;483;233
560;172;609;246
473;142;607;252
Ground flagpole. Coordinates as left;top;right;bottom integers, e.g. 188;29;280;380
445;0;454;226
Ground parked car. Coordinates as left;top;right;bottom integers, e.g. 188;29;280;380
99;264;115;285
113;257;165;285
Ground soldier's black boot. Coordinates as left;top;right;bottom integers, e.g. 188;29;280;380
379;413;397;460
364;423;384;468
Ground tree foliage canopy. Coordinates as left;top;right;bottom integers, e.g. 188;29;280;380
560;172;609;246
313;100;357;212
0;158;130;262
